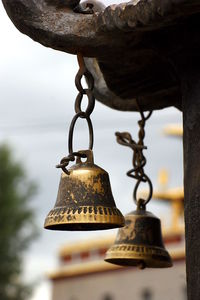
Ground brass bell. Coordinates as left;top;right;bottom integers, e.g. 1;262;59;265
105;205;172;268
44;150;125;231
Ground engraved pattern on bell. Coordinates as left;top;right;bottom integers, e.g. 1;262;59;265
105;209;172;268
44;151;125;231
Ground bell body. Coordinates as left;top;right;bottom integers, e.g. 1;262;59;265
44;151;124;231
105;208;172;268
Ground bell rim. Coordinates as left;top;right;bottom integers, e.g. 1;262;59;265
44;205;125;231
104;243;173;268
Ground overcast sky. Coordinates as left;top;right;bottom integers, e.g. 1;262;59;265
0;1;183;300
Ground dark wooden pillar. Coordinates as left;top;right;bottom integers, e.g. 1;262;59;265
182;55;200;300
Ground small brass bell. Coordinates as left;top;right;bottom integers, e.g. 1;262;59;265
105;204;172;268
44;150;124;231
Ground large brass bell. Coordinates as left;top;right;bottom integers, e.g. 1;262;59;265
44;150;124;231
105;204;172;268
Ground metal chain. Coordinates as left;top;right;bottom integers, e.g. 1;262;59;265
56;53;95;175
116;100;153;209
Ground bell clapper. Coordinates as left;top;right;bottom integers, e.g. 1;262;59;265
105;100;173;268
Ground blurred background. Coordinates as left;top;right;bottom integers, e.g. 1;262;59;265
0;1;184;299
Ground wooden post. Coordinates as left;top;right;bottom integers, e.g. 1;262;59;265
182;55;200;300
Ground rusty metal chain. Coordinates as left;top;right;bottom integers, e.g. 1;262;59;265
56;53;95;175
116;101;153;209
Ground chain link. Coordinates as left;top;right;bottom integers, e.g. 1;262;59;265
56;53;95;175
116;101;153;208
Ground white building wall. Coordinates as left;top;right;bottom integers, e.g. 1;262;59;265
52;261;186;300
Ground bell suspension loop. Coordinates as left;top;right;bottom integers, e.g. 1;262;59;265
44;53;125;231
105;101;173;268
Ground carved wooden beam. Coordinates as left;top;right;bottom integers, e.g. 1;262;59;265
3;0;200;111
2;0;199;56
